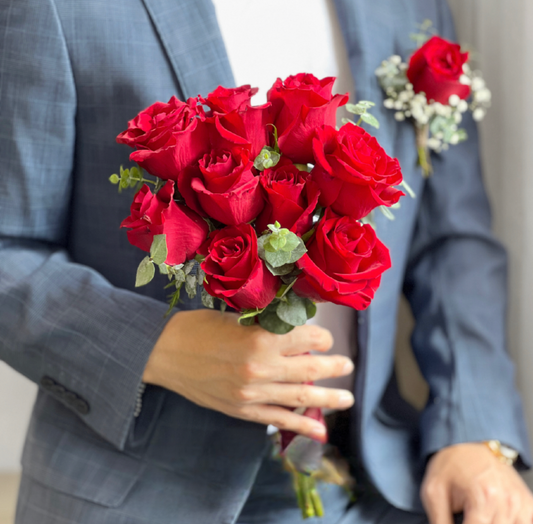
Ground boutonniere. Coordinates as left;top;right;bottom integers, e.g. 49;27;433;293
375;21;491;176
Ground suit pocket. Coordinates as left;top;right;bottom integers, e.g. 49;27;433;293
21;392;145;508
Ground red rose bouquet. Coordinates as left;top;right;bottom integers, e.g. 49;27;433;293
111;73;406;518
375;20;491;176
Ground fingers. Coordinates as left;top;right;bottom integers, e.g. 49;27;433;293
246;383;354;410
421;480;454;524
224;402;328;441
276;324;334;356
273;353;354;383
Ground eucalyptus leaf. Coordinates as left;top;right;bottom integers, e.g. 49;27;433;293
135;256;155;287
109;174;119;184
258;310;294;334
266;261;295;276
265;248;292;268
183;260;196;275
276;291;308;327
174;269;186;285
159;263;169;275
239;316;256;326
305;300;317;320
150;234;168;265
185;274;197;299
238;308;265;324
288;238;307;264
360;112;380;129
201;288;215;309
281;233;300;252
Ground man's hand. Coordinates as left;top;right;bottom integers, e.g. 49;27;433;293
421;443;533;524
143;309;355;440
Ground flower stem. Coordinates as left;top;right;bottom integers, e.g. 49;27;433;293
292;470;324;519
417;146;432;178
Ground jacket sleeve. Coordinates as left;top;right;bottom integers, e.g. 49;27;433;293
0;0;170;450
403;0;531;467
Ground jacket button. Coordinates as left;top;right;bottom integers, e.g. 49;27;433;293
73;398;90;415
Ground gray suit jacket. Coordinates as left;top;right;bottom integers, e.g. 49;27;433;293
0;0;530;520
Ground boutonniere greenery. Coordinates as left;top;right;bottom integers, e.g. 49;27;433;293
375;20;491;176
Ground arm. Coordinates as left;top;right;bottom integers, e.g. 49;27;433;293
0;0;355;449
403;0;533;521
0;0;171;449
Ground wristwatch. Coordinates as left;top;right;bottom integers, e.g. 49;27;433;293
484;440;519;466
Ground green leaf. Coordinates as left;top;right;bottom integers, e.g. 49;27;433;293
269;234;287;251
238;308;265;325
281;233;299;252
305;300;317;320
265;261;295;276
173;269;186;285
346;101;375;115
360;112;380;129
258;309;294;334
185;274;197;299
253;146;281;171
182;260;196;275
239;316;256;326
265;248;292;268
287;238;307;264
135;256;155;287
201;288;215;309
220;300;227;314
150;234;168;265
109;174;120;184
165;284;182;317
159;263;169;275
276;291;308;327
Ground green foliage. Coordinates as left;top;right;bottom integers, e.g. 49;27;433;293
258;222;307;274
135;256;155;287
109;164;161;193
276;291;308;327
253;146;281;171
150;234;168;265
345;101;380;129
238;308;265;325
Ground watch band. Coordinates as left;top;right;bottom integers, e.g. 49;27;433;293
484;440;519;466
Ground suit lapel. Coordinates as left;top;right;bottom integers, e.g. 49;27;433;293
141;0;234;99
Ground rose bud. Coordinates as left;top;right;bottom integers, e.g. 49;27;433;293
255;159;320;236
267;73;348;163
199;224;280;311
117;96;209;181
311;125;404;220
120;181;208;265
178;148;265;226
407;36;471;105
200;85;259;113
293;208;392;310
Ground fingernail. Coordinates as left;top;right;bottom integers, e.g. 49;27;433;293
311;425;326;439
338;392;354;408
342;361;354;375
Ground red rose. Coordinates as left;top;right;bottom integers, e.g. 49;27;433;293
407;36;471;105
209;104;273;160
116;96;209;181
199;224;279;311
255;159;320;236
120;181;209;265
178;148;264;226
293;209;391;310
267;74;348;163
311;125;404;219
200;85;258;113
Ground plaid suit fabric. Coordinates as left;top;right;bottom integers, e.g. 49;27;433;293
0;0;530;522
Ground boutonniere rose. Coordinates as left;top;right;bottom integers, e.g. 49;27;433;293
375;21;491;176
